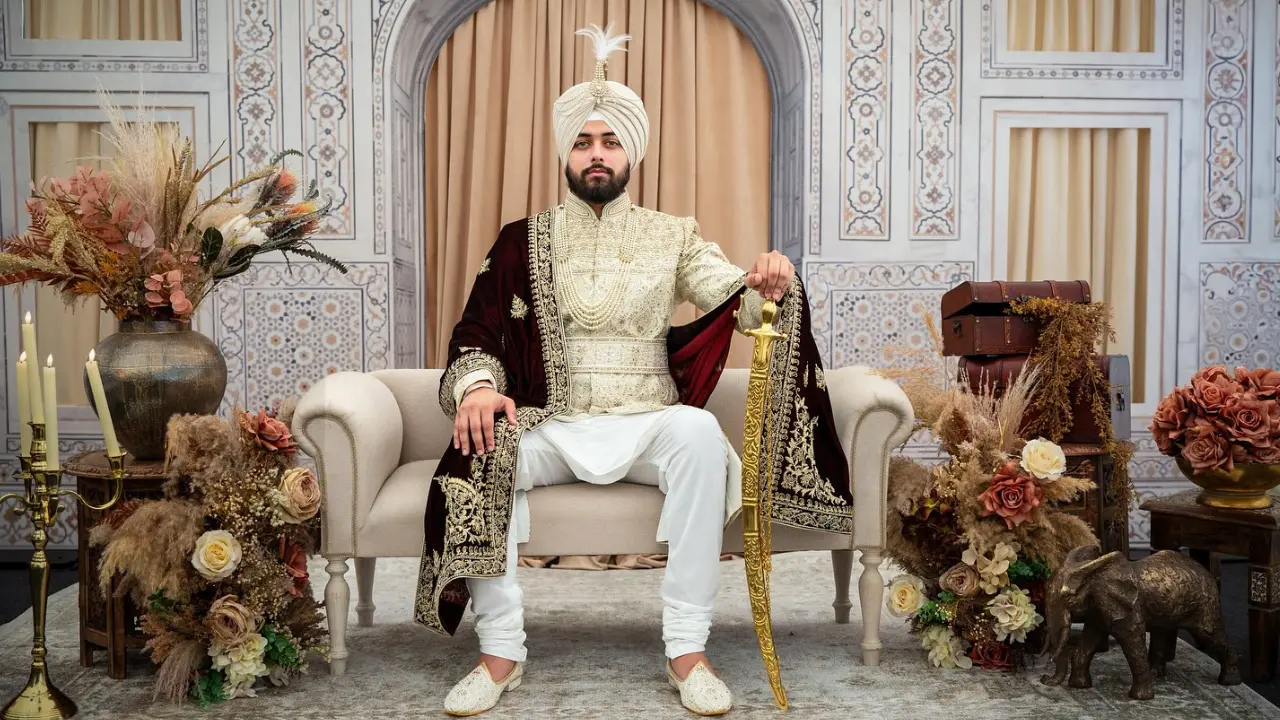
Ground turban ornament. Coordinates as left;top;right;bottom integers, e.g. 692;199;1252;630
553;24;650;168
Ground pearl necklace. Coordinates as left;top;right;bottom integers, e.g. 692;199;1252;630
552;206;638;331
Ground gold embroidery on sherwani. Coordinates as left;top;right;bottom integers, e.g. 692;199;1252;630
414;210;571;634
477;257;490;274
815;366;826;390
510;295;529;319
550;192;758;416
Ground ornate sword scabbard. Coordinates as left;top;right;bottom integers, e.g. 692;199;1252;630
739;299;787;710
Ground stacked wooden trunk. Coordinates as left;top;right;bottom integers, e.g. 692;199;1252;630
939;280;1132;555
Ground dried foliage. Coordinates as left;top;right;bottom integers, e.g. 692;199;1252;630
94;402;325;704
0;88;345;322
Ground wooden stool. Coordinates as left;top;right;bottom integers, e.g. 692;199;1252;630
62;450;168;680
1142;489;1280;682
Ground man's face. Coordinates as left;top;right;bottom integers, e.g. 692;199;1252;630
565;120;630;205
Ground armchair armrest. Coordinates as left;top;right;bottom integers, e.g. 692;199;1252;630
825;366;915;548
292;371;405;557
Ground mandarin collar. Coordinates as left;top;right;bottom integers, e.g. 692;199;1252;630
565;190;631;221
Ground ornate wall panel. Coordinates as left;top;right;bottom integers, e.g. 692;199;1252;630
231;0;283;176
910;0;959;240
841;0;891;240
1203;0;1252;242
302;0;355;239
0;0;210;72
214;263;390;414
806;261;973;382
1201;263;1280;368
980;0;1184;80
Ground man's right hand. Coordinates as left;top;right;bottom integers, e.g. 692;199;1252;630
454;387;517;456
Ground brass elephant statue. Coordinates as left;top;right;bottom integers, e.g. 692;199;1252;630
1040;543;1241;700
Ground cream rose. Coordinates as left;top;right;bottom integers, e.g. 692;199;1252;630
886;574;927;618
278;467;321;524
921;625;973;670
1020;438;1066;481
987;587;1043;644
192;530;242;581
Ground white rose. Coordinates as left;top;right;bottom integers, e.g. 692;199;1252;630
921;625;972;670
987;587;1044;644
886;574;927;618
192;530;243;581
1020;438;1066;481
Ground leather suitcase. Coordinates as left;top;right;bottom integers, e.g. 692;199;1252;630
1057;444;1129;556
957;354;1131;444
940;280;1092;357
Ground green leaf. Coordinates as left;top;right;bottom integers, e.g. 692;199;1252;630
285;247;348;274
190;668;227;708
199;227;223;269
936;591;956;604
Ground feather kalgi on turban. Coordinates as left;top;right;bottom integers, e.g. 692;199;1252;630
553;24;649;168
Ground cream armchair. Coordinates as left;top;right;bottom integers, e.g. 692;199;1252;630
292;365;914;675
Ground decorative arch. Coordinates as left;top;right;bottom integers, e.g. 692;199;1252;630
371;0;820;368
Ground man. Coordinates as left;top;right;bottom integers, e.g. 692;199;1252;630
416;25;852;717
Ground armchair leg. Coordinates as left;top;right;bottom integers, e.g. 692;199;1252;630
858;547;884;666
831;549;854;624
355;557;377;628
325;555;351;676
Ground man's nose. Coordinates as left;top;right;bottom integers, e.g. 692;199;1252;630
588;142;605;162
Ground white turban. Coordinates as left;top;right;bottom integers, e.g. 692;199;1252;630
553;24;650;168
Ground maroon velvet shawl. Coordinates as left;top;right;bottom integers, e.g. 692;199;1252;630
413;211;851;636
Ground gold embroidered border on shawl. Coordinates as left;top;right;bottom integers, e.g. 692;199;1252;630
414;210;570;634
759;279;853;534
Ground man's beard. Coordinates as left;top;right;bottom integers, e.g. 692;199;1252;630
566;163;630;205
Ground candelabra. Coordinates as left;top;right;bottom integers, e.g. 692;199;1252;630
0;422;123;720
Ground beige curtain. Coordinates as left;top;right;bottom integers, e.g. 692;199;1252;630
425;0;772;371
25;0;181;405
1007;0;1155;52
24;0;182;40
1005;9;1151;404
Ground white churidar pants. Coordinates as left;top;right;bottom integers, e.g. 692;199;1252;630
465;404;740;662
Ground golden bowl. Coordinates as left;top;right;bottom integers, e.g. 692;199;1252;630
1176;456;1280;510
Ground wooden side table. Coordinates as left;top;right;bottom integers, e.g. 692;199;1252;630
1142;489;1280;682
62;450;169;680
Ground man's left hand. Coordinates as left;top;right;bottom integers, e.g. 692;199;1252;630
747;250;794;302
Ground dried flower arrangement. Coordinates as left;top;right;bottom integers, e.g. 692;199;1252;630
0;90;346;322
1150;365;1280;470
90;401;326;705
879;318;1098;672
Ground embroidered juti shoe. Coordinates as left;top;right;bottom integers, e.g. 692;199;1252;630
443;661;523;716
667;660;734;716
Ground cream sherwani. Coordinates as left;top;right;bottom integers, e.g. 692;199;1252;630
459;191;763;662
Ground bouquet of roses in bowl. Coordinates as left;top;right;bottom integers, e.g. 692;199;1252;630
1149;365;1280;508
0;90;346;322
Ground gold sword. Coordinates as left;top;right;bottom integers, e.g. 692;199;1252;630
738;298;787;710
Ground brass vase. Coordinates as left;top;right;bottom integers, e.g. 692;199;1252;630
1176;456;1280;510
83;320;227;460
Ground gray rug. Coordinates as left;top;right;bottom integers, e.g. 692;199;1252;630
0;551;1274;719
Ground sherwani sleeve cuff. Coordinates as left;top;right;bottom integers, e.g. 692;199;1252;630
439;351;507;419
453;369;497;407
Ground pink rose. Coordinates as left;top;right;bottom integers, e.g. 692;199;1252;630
1189;369;1239;416
1150;390;1192;454
1239;368;1280;400
1181;419;1232;472
1219;393;1273;448
978;461;1043;529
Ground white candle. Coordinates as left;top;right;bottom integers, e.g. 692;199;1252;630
15;352;30;457
85;350;121;457
42;355;57;471
21;312;43;424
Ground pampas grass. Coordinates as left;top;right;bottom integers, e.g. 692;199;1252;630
94;499;205;605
